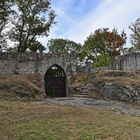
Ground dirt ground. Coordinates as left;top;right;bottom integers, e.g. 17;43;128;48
39;97;140;117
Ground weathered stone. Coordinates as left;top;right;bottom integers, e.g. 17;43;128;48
71;71;140;103
0;52;77;96
0;52;77;76
112;53;140;71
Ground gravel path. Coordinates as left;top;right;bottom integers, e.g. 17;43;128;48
36;97;140;117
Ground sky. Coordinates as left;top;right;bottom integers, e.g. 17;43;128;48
40;0;140;48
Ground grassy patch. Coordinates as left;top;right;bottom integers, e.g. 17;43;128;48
0;100;140;140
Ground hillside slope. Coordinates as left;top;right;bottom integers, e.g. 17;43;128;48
0;74;43;100
71;70;140;103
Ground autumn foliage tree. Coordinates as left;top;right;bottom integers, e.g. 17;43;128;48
82;28;126;65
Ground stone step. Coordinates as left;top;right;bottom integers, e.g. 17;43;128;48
71;94;88;97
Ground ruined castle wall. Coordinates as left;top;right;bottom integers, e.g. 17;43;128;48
0;53;77;76
1;52;140;75
111;53;140;71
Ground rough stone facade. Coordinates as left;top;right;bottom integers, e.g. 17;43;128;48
78;53;140;73
73;82;140;103
111;53;140;71
0;53;77;76
72;71;140;103
0;53;77;96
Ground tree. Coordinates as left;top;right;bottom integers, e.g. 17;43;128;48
129;18;140;49
0;0;14;51
9;0;55;52
0;0;14;33
48;38;82;57
29;40;46;53
82;28;126;64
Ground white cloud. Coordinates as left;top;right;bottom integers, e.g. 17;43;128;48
48;0;140;48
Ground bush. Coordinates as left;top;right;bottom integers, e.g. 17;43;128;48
93;54;112;67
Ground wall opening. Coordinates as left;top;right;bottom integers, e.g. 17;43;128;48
44;64;67;97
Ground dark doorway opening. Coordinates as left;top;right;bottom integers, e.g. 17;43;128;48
44;64;66;97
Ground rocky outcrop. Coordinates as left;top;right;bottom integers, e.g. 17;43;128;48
71;71;140;103
89;81;140;102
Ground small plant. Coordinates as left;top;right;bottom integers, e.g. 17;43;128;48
81;135;95;140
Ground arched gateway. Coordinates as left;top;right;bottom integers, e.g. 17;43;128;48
0;53;77;97
44;64;67;97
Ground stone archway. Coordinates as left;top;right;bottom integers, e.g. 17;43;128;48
44;64;67;97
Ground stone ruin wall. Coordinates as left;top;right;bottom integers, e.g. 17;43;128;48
111;53;140;71
0;53;77;77
0;52;140;99
85;53;140;72
1;52;140;76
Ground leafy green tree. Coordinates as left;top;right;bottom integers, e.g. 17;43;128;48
9;0;55;52
82;28;126;65
121;47;137;54
129;18;140;50
0;0;14;33
29;40;46;53
5;47;18;53
48;38;82;57
0;0;14;51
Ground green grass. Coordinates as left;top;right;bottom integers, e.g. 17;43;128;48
0;100;140;140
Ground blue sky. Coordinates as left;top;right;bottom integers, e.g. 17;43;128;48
39;0;140;48
51;0;101;36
